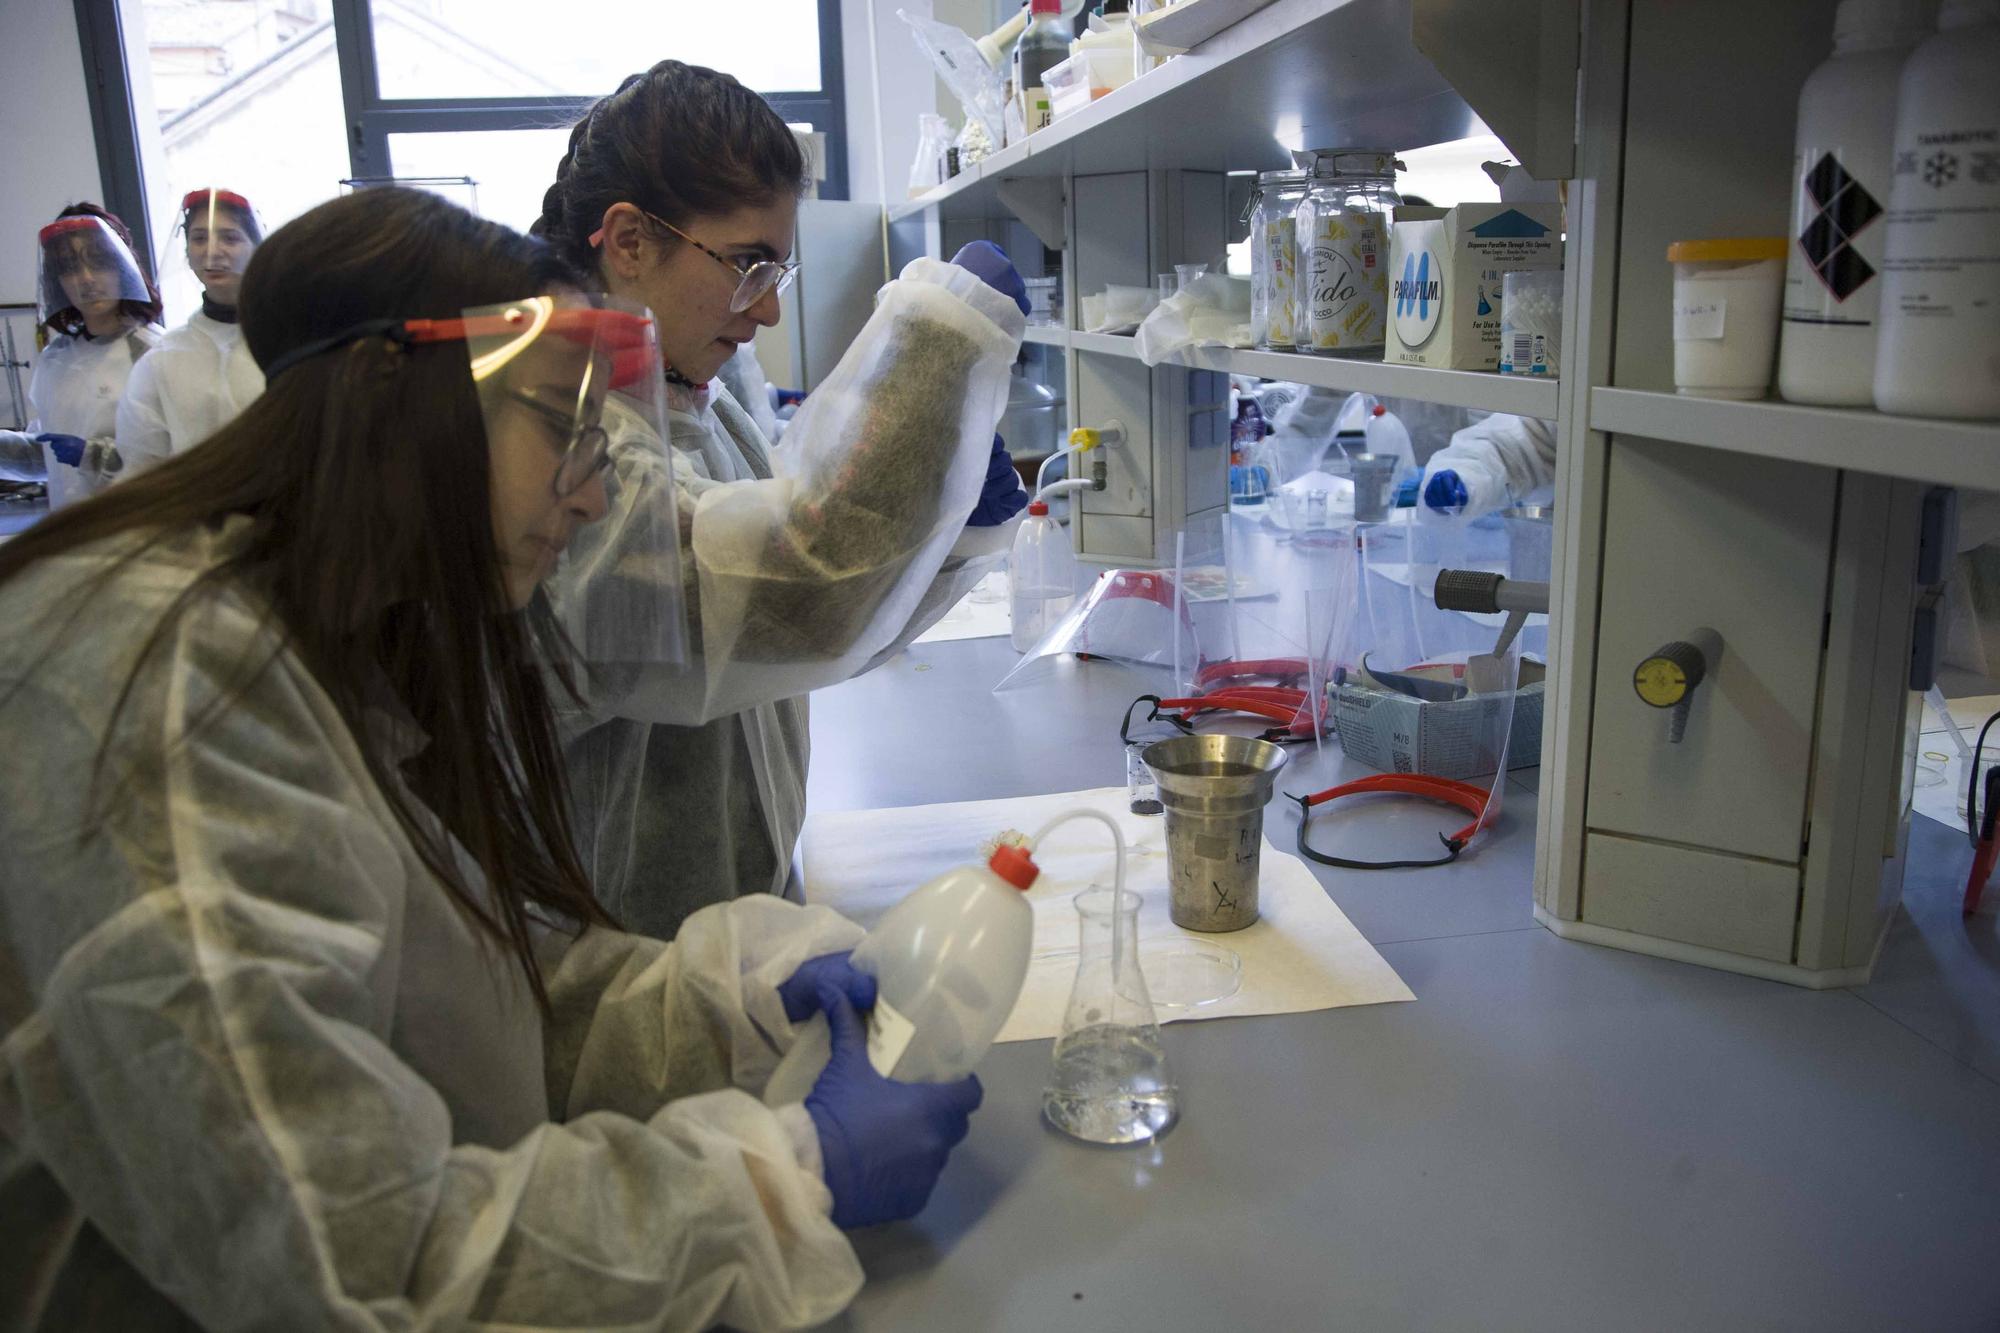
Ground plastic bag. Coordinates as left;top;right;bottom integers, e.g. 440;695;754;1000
899;9;1007;145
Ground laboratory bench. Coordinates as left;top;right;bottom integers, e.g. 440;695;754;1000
805;633;2000;1332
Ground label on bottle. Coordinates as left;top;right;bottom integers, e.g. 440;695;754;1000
1306;209;1387;351
866;996;917;1077
1264;217;1298;347
1674;298;1727;340
1784;147;1890;324
1882;124;2000;324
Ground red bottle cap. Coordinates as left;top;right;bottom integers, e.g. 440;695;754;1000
1030;0;1063;11
1372;404;1387;416
1028;499;1050;516
988;844;1040;890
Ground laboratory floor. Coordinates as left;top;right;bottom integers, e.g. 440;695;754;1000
807;634;2000;1332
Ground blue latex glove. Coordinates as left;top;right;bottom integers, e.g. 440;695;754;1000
950;240;1030;316
777;951;877;1021
1424;468;1470;513
967;433;1027;527
37;433;86;468
792;971;984;1229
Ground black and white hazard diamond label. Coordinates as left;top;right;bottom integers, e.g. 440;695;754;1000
1797;152;1884;302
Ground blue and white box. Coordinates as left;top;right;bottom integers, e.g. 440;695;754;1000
1386;204;1562;370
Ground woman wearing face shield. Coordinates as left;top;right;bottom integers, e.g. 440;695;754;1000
0;187;981;1331
535;60;1031;939
0;204;163;509
116;187;268;474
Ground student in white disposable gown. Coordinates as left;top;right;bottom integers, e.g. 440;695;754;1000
117;187;267;473
535;60;1030;938
0;187;981;1332
0;205;162;509
1418;412;1558;522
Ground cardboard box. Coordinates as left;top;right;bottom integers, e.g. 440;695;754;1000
1386;204;1562;370
1331;660;1546;779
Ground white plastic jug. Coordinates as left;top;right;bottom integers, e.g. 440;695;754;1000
1363;403;1416;481
762;845;1040;1106
1009;499;1077;652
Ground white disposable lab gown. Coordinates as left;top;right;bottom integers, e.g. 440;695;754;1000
551;257;1023;938
1417;412;1558;522
0;519;873;1331
8;324;160;508
116;308;265;472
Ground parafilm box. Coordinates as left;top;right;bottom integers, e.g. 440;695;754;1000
1386;204;1562;370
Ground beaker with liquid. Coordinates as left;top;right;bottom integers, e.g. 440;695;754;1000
1043;885;1179;1145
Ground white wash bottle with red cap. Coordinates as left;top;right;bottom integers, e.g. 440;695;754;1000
763;844;1041;1106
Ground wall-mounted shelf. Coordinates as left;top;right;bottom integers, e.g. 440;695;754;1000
1589;388;2000;491
890;0;1492;226
1022;325;1069;347
1058;328;1558;417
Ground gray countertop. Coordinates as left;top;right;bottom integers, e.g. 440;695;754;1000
806;633;2000;1333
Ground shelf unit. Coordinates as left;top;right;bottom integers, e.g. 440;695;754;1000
879;0;1999;989
1047;327;1557;417
890;0;1495;226
1589;389;2000;492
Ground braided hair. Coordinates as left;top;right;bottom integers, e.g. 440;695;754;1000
535;60;810;274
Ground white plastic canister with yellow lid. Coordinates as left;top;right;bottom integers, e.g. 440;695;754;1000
1668;237;1788;398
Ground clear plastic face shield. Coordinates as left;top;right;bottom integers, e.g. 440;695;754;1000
462;295;687;658
174;188;262;302
36;216;151;331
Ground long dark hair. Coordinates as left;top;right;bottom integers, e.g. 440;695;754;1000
534;59;809;272
0;187;611;1006
40;201;165;340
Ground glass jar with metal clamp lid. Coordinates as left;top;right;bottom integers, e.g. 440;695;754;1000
1295;149;1402;356
1247;170;1313;352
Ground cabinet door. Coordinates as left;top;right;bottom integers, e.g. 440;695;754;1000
1584;438;1836;865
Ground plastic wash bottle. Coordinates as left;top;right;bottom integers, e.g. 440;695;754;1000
763;844;1041;1106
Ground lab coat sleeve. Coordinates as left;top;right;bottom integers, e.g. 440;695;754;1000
1418;413;1558;522
538;895;864;1122
0;429;45;481
859;513;1021;674
1;590;860;1332
554;257;1025;727
114;348;174;477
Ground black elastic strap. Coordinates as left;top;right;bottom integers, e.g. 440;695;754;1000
260;318;409;381
1289;792;1465;871
1120;694;1193;746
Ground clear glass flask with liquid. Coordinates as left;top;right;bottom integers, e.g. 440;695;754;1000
1042;885;1179;1145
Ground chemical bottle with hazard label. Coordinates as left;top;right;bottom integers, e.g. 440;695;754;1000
1873;0;2000;418
1777;0;1937;407
762;844;1040;1107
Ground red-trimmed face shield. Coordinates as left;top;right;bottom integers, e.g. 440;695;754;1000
37;215;150;329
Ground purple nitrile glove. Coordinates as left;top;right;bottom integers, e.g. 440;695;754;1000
37;433;86;468
791;974;984;1229
950;240;1030;316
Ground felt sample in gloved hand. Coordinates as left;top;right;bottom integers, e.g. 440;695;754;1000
951;240;1030;315
37;433;87;468
967;434;1027;526
792;969;984;1229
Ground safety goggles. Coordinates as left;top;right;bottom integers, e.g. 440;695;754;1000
261;294;665;499
592;206;799;313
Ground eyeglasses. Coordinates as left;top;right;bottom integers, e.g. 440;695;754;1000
594;207;799;313
505;386;612;498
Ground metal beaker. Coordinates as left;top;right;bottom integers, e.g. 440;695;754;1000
1350;451;1399;523
1141;734;1290;932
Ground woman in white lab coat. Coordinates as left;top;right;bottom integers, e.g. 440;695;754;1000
116;187;267;473
535;60;1031;938
0;204;162;509
0;187;979;1331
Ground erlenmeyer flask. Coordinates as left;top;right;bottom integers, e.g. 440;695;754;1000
1042;886;1179;1145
